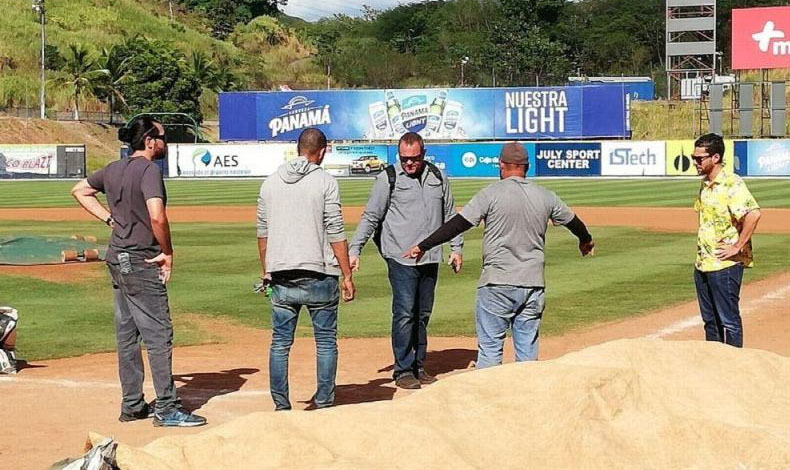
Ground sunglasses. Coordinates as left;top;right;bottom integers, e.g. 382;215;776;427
143;126;167;143
691;153;712;164
399;154;423;163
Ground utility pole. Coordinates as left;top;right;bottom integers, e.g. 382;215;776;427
460;56;469;87
32;0;46;119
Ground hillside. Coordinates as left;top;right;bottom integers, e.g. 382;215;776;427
0;0;324;116
0;115;219;172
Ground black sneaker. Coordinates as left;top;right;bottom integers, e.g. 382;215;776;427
118;403;155;422
395;374;421;390
153;409;207;427
417;369;438;385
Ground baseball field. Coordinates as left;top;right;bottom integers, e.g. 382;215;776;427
2;177;790;468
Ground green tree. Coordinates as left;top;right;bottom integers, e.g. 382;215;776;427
44;44;65;71
176;0;288;39
190;50;217;86
93;45;131;124
52;44;109;121
113;36;204;124
561;0;664;76
486;0;570;85
211;55;244;91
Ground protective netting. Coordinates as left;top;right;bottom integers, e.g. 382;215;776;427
0;236;106;265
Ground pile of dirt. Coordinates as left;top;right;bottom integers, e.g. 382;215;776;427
103;339;790;469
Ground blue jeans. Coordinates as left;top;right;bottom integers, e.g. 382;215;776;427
694;264;744;347
475;285;545;369
386;259;438;379
269;272;339;410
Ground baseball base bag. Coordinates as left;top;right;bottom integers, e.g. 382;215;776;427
0;306;18;374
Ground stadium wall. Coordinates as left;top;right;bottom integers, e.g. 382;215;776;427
162;139;788;178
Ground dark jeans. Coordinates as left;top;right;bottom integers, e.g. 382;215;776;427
108;258;178;415
269;272;339;411
385;259;438;379
694;264;745;348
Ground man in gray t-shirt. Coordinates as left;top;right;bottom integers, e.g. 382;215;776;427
71;117;205;427
406;142;595;368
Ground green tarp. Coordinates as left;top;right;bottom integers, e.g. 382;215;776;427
0;236;106;265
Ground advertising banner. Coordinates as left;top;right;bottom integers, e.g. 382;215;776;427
534;142;601;176
665;140;735;176
601;141;665;176
746;140;790;176
324;144;389;177
734;141;748;176
167;143;295;177
390;142;537;178
732;7;790;70
0;145;57;176
220;86;629;142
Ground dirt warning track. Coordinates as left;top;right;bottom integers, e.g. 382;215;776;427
2;206;790;232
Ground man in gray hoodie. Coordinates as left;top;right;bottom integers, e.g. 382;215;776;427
257;128;355;411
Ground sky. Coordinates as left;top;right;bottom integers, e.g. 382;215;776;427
282;0;422;21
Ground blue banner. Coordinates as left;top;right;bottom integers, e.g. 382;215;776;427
219;86;629;142
534;142;602;176
746;140;790;176
734;141;748;176
386;142;537;177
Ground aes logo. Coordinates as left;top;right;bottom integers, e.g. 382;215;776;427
192;148;239;168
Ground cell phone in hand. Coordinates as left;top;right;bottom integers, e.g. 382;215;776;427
449;258;460;273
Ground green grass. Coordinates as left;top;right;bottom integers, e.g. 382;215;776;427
2;219;789;360
2;178;790;209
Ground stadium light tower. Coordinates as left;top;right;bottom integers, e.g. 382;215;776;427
32;0;46;119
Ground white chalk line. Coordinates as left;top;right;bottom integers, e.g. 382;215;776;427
0;376;270;397
646;283;790;339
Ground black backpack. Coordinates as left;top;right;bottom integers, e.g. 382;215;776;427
372;162;444;251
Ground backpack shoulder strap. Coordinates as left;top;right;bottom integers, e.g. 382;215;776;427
385;164;397;200
425;162;446;218
425;161;443;183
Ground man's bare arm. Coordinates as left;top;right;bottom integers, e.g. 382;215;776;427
71;179;112;225
145;197;174;283
257;237;268;278
716;210;761;261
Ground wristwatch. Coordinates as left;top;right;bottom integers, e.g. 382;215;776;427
105;216;114;227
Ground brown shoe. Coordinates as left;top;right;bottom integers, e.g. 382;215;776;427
417;369;438;385
395;374;421;390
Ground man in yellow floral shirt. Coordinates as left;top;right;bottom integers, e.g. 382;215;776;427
692;133;761;347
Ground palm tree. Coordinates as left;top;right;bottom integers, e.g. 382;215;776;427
189;51;217;89
53;44;108;120
96;45;131;123
211;57;242;92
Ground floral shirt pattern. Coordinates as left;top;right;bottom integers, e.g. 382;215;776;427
694;170;759;272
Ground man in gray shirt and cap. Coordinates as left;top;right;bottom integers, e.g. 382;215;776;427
349;132;462;390
405;142;594;368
